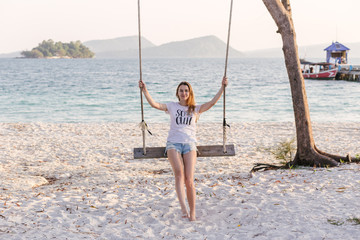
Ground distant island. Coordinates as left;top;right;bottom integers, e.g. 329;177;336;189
84;35;244;58
21;39;94;59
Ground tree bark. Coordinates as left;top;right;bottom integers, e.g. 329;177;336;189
261;0;357;167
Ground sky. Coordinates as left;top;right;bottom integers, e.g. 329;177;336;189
1;0;360;54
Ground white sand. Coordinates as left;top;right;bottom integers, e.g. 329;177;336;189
0;122;360;239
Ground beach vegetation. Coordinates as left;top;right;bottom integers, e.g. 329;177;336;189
21;39;94;59
327;219;344;226
327;217;360;226
267;138;296;164
347;217;360;225
253;138;296;172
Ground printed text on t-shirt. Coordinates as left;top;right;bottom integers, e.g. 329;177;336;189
176;109;192;125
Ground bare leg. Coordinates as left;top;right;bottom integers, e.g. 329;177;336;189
167;149;188;217
183;150;197;221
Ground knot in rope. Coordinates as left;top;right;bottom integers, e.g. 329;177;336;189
139;120;152;135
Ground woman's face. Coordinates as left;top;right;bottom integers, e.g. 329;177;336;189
178;84;190;101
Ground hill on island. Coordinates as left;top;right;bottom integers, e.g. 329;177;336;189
84;35;244;58
84;36;156;53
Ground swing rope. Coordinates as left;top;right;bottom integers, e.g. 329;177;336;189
223;0;233;153
137;0;151;155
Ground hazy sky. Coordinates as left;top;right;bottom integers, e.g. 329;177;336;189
1;0;359;54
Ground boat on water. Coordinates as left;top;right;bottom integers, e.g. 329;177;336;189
301;60;337;80
301;41;350;80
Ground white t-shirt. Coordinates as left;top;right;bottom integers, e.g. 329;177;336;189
166;102;202;143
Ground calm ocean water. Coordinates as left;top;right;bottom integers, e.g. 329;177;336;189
0;58;359;123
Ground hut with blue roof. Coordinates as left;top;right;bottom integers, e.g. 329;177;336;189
324;42;350;64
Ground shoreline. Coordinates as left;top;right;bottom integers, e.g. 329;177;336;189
1;122;359;239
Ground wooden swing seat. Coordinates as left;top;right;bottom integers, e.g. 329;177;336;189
134;144;235;159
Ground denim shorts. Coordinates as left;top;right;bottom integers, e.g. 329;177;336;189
165;142;197;155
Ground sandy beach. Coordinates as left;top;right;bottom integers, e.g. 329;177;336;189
0;122;360;239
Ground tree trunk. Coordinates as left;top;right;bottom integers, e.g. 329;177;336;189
261;0;357;167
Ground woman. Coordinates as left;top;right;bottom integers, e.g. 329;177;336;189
138;77;228;221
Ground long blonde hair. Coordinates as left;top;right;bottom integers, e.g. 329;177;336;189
176;81;196;115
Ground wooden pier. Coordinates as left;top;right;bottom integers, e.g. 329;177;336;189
336;64;360;81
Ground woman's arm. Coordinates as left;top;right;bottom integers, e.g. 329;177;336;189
199;76;228;114
139;80;167;111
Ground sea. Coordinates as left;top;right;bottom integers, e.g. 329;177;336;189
0;58;359;123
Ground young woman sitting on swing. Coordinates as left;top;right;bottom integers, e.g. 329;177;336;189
138;77;228;221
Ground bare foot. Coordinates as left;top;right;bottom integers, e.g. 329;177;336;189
189;215;196;221
182;213;189;219
181;210;189;219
